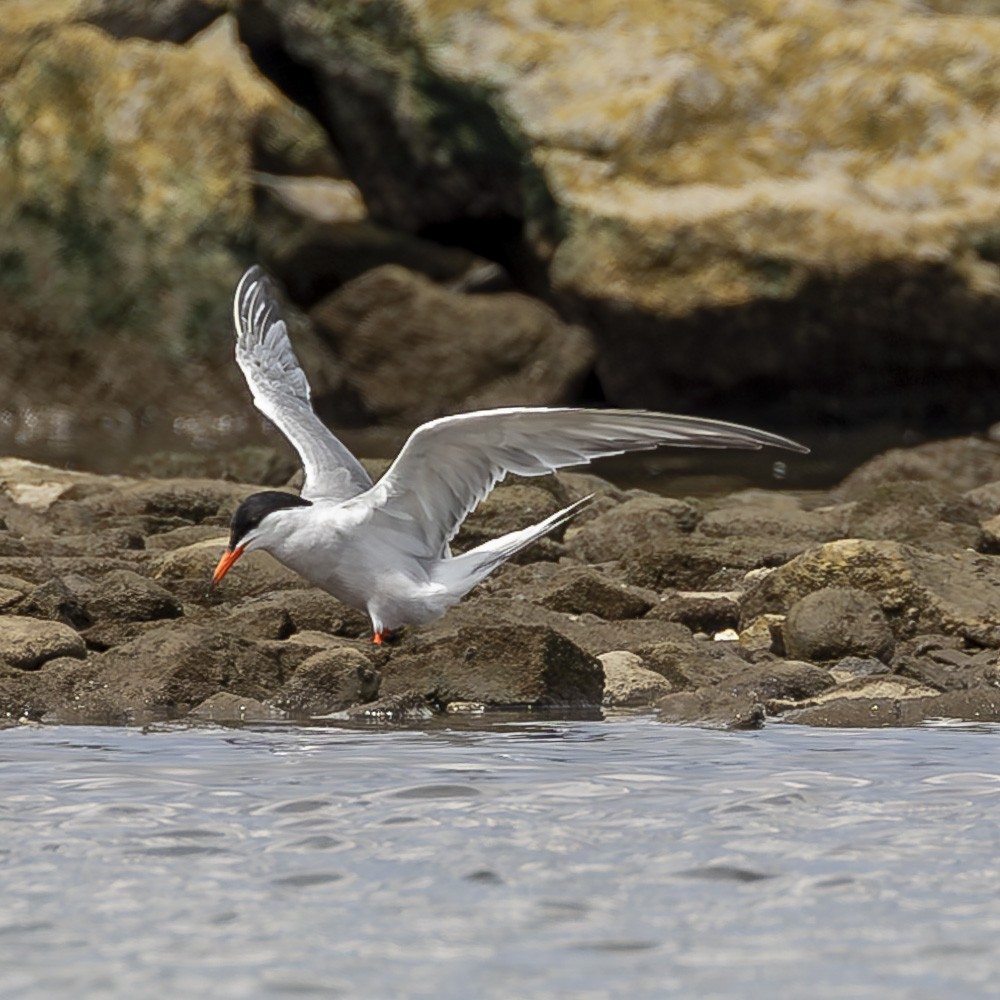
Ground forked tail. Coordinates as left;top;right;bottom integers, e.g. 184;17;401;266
431;495;593;597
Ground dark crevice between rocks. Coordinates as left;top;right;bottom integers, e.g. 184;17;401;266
236;0;564;295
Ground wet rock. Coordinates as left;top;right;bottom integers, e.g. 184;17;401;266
891;634;998;692
599;651;673;708
635;628;750;690
309;266;595;424
844;481;981;552
273;648;380;716
656;690;765;730
154;538;308;603
645;591;741;633
343;691;435;723
51;625;287;720
785;685;1000;727
784;587;895;664
725;660;836;704
741;539;1000;646
381;625;603;708
838;438;1000;499
189;691;283;723
0;616;86;670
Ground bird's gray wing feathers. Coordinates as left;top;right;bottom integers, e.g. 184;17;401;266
233;266;372;502
364;407;808;559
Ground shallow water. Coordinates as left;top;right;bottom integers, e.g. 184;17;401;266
1;717;998;999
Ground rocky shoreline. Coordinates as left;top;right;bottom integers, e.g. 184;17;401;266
2;435;1000;730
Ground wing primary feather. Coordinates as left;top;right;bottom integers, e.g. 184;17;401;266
232;266;373;502
365;407;808;559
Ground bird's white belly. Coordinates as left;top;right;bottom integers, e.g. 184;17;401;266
268;517;452;629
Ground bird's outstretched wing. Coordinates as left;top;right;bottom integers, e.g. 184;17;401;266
363;407;808;560
233;266;372;502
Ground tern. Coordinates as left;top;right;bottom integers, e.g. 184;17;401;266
211;266;808;643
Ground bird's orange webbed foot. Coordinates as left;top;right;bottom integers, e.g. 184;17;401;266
371;628;401;646
372;630;386;646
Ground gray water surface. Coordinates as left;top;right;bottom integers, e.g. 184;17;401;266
1;717;999;999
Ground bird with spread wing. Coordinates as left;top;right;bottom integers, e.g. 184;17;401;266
211;267;809;643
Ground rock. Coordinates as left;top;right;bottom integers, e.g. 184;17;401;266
891;635;999;692
656;690;765;730
82;570;183;623
636;628;750;690
143;525;235;552
784;587;895;663
153;538;308;603
308;267;595;423
737;615;786;660
15;576;95;629
343;691;435;722
79;0;227;42
235;0;560;240
844;481;981;551
78;479;251;528
126;446;299;488
0;21;256;434
838;438;1000;499
741;538;1000;646
50;625;287;720
272;648;380;715
785;685;1000;727
216;590;371;639
189;691;284;722
830;656;892;681
564;495;700;565
727;660;836;705
599;651;673;708
381;625;603;707
255;181;488;307
436;596;695;657
241;1;1000;426
646;590;742;633
0;459;127;512
487;564;653;620
698;490;847;542
627;534;812;592
0;616;86;670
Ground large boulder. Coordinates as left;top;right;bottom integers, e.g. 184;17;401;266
742;539;1000;646
309;266;595;422
239;0;1000;424
381;624;604;708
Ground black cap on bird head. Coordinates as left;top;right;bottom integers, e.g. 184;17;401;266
210;491;312;590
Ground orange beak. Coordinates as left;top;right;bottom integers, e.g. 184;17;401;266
210;545;245;590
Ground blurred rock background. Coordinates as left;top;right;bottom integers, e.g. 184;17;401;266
5;0;1000;478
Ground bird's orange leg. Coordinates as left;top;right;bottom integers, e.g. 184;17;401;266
372;629;385;646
